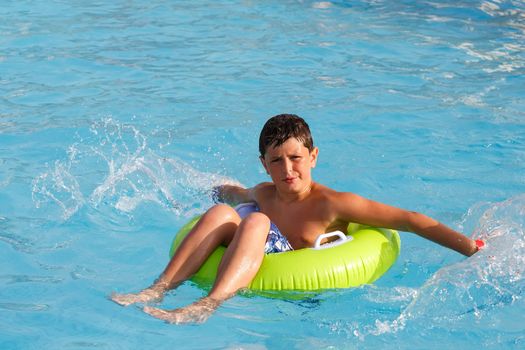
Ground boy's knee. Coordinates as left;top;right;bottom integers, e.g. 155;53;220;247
240;213;270;236
205;204;239;221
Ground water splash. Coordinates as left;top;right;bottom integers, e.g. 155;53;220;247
32;159;84;220
369;194;525;337
31;118;241;221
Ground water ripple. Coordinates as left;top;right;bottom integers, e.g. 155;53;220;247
0;274;63;284
0;302;50;312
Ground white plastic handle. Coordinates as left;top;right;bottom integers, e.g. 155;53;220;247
314;231;348;249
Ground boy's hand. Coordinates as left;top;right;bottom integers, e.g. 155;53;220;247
211;186;223;203
210;183;251;205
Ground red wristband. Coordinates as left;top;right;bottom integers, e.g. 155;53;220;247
475;239;485;251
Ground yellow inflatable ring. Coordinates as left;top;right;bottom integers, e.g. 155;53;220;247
169;207;401;291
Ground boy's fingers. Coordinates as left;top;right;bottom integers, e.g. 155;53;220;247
475;239;485;251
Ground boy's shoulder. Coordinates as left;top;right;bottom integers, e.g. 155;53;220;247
311;183;362;209
251;181;276;198
311;182;345;199
253;181;275;191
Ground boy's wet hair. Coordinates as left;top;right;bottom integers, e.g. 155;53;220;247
259;114;314;157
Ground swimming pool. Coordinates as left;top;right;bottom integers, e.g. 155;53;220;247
1;0;524;348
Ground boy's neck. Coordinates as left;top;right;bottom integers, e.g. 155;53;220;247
276;181;314;203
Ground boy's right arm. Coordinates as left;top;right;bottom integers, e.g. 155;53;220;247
212;184;256;206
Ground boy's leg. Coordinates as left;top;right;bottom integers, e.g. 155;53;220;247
111;204;241;306
159;204;242;286
144;212;270;324
209;212;270;299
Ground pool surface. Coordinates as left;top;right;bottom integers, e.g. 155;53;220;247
1;1;525;349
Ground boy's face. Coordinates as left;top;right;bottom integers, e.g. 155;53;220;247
260;137;318;195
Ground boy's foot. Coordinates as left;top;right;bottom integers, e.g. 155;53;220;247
111;287;164;306
143;297;221;324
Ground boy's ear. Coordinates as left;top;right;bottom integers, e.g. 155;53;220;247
310;147;319;168
259;155;270;174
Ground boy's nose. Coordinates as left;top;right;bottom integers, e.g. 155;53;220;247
283;158;293;174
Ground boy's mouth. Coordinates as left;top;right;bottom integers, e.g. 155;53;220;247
284;177;297;184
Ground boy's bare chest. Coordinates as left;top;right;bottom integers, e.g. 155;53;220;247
260;204;339;249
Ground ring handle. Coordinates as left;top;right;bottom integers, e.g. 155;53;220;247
314;231;348;249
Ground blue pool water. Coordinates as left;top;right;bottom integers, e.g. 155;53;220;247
1;0;525;348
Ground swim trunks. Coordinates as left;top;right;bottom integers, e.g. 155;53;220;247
234;203;294;254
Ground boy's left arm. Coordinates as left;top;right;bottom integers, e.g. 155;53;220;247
335;192;480;256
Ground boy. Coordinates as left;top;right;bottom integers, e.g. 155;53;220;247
111;114;483;324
